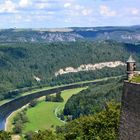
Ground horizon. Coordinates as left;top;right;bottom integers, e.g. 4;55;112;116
0;0;140;28
0;24;140;30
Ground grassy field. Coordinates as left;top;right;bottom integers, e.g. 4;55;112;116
23;87;87;133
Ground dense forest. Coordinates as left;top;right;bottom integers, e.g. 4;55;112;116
64;78;123;119
55;102;120;140
52;66;125;85
0;40;140;100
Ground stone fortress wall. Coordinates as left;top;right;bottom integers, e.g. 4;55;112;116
119;81;140;140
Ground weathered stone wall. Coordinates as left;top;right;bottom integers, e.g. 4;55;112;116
119;81;140;140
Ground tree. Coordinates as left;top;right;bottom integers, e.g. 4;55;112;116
24;131;34;140
63;78;123;119
29;99;38;107
45;92;64;102
13;121;23;133
13;109;28;134
45;95;52;101
0;40;131;99
57;102;120;140
55;92;64;102
27;130;64;140
0;131;11;140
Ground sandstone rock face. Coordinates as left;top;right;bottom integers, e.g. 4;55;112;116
55;61;125;76
119;81;140;140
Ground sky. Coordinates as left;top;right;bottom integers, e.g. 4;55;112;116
0;0;140;28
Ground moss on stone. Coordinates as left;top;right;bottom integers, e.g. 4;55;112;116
131;75;140;83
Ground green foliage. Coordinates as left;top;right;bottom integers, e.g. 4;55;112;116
25;130;64;140
57;102;120;140
64;78;123;119
13;121;23;134
45;92;64;102
13;109;28;133
1;40;137;100
29;99;38;107
45;95;52;101
52;66;126;86
131;75;140;83
0;131;11;140
24;131;35;140
25;102;120;140
23;88;84;132
55;92;64;102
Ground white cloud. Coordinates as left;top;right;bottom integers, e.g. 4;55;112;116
74;5;83;10
82;9;92;16
36;3;49;9
100;5;116;17
0;0;17;13
19;0;32;8
64;3;71;8
64;3;93;17
0;0;33;13
130;8;139;15
121;7;140;18
1;0;139;28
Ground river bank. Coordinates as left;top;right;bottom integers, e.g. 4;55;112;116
0;76;123;131
5;104;28;132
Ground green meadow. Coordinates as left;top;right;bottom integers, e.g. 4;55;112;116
23;87;87;133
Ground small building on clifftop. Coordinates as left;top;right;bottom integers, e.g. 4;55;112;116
126;55;136;80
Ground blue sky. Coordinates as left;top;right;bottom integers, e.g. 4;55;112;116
0;0;140;28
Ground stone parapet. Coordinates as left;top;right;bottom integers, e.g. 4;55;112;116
119;81;140;140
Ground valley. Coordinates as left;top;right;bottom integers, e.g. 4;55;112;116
0;76;118;130
1;76;122;140
1;39;136;100
5;88;86;133
0;26;140;140
0;0;140;139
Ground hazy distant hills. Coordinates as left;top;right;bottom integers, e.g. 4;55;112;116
0;26;140;43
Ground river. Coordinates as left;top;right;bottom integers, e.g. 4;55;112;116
0;76;119;131
0;118;5;130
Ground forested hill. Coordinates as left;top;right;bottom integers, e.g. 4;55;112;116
64;78;123;119
0;26;140;43
0;40;140;100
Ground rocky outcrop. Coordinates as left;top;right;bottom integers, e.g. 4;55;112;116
55;61;125;76
1;26;140;43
